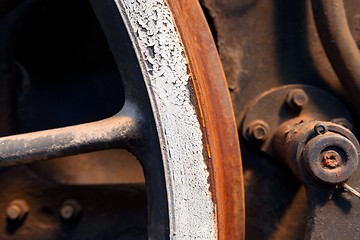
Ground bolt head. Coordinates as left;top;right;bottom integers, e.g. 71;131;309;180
60;205;75;219
6;199;29;221
6;205;22;220
247;120;269;143
60;200;81;220
286;89;309;111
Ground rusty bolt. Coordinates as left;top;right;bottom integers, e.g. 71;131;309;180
60;199;81;220
6;199;29;221
286;89;309;111
247;120;269;143
322;150;341;169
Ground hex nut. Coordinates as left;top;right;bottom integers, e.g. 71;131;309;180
286;89;309;111
247;120;270;143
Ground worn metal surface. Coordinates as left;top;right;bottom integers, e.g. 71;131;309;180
273;120;360;239
0;166;148;239
242;84;352;156
0;0;168;238
93;0;245;238
0;102;144;167
166;1;245;239
2;0;360;239
202;0;360;239
0;0;245;239
240;82;360;239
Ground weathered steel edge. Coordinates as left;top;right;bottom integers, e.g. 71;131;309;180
114;0;217;238
166;1;245;239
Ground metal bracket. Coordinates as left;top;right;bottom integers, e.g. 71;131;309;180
242;84;353;156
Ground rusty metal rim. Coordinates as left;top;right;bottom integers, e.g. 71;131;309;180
166;1;245;239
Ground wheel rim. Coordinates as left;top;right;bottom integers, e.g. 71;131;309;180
0;0;245;239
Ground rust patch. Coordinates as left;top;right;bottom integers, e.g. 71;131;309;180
165;1;245;239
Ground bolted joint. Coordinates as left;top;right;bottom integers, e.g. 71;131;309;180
303;132;358;184
273;120;360;185
246;120;269;144
286;88;309;112
6;199;29;221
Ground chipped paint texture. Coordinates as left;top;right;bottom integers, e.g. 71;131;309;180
115;0;216;239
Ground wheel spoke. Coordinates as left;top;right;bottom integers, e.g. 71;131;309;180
0;101;143;167
90;1;170;238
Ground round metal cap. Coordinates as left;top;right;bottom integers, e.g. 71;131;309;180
303;133;359;184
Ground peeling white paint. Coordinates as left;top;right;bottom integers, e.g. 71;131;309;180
114;0;217;239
